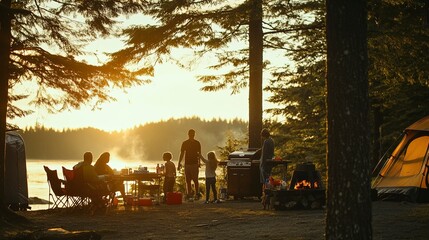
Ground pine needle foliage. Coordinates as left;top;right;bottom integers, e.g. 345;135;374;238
7;0;151;118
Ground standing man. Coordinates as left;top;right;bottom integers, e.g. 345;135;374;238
259;128;275;184
259;128;274;209
178;129;201;200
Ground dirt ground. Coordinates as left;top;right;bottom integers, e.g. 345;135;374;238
2;199;429;240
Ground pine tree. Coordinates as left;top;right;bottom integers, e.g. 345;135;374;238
110;0;293;148
0;0;147;218
326;0;371;238
368;0;429;161
266;0;429;168
265;0;327;167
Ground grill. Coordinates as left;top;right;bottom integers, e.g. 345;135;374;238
228;148;261;161
224;149;262;199
226;158;252;167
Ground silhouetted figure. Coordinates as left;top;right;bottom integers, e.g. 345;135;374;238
162;152;176;202
73;151;109;208
259;128;275;184
199;151;219;204
94;152;126;199
178;129;201;200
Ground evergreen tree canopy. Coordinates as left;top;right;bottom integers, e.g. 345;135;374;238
0;0;148;211
267;0;429;166
109;0;322;147
368;0;429;143
7;0;151;122
110;0;272;147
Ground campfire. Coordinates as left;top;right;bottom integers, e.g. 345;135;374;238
294;179;319;190
266;162;325;210
289;162;324;191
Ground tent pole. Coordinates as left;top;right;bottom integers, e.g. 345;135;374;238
420;144;429;189
372;132;405;177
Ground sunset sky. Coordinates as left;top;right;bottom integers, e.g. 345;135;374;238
11;14;281;132
12;63;259;131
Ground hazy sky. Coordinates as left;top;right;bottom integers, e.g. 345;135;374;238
11;13;279;132
12;62;258;131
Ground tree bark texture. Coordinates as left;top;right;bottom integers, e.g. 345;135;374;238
326;0;372;239
248;0;263;149
0;0;12;208
372;107;383;168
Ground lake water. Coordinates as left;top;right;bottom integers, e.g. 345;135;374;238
27;158;164;210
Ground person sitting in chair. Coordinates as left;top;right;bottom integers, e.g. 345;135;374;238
94;152;126;199
73;151;109;208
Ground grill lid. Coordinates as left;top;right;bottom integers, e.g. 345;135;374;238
227;158;251;167
228;148;261;160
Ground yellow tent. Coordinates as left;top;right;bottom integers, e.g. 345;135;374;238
372;115;429;202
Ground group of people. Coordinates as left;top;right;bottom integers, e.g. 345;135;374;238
164;129;220;203
70;127;274;206
69;151;114;208
174;127;274;203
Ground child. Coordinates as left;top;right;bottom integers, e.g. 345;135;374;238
162;152;176;202
199;151;219;204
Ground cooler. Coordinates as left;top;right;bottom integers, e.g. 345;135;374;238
166;192;182;205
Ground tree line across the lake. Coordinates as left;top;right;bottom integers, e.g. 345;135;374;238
19;110;429;173
19;117;248;161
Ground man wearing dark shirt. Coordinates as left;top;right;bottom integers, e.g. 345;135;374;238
260;128;275;184
178;129;201;200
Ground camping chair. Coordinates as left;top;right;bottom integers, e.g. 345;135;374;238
63;166;111;212
62;166;90;208
43;166;68;209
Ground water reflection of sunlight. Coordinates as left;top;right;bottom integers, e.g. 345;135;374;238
108;154;158;172
108;159;129;171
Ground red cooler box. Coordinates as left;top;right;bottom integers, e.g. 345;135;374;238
139;198;153;206
166;192;182;205
124;195;136;206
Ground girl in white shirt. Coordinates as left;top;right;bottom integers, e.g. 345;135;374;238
199;151;219;204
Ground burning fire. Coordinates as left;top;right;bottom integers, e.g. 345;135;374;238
294;180;318;190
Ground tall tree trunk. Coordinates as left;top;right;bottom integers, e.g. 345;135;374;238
248;0;263;149
325;0;372;239
0;0;12;209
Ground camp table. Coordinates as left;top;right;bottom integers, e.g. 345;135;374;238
110;172;162;205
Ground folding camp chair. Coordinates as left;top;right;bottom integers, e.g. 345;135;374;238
62;166;90;208
63;166;112;212
43;166;68;209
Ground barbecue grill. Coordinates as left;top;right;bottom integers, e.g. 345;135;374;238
224;149;262;199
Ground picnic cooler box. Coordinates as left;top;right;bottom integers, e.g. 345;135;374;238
166;192;182;205
125;196;153;206
138;198;152;206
